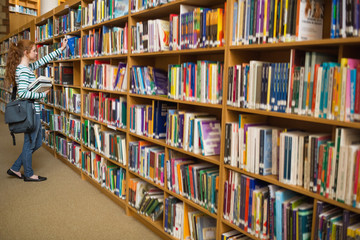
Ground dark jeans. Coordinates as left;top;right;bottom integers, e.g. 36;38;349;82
11;114;42;177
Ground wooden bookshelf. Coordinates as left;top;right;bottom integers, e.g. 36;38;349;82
3;0;360;239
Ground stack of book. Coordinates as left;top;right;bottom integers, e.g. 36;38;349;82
128;179;164;220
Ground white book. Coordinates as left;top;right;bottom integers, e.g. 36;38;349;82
345;144;360;205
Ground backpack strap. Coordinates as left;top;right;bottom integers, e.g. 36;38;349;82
11;85;17;101
11;132;16;146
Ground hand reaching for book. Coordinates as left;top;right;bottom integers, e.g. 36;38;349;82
61;38;68;51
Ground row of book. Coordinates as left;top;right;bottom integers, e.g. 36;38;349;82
224;170;314;240
131;5;225;53
81;151;126;198
82;92;127;129
50;113;82;142
83;61;127;91
36;65;53;78
128;179;164;221
330;1;360;38
130;66;168;96
54;63;74;85
129;101;177;139
9;5;37;16
35;19;53;42
165;196;218;240
166;153;219;213
168;61;224;104
178;6;225;50
232;0;324;45
41;127;55;149
227;53;360;122
82;26;127;58
53;87;81;114
40;106;53;126
82;120;127;165
81;0;128;28
54;6;81;36
130;0;173;13
55;135;82;167
166;110;221;157
224;113;360;207
36;44;54;59
128;141;165;187
19;30;31;41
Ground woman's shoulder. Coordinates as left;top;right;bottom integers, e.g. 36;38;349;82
15;65;32;74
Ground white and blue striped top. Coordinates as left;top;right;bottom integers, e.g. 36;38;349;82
15;48;62;114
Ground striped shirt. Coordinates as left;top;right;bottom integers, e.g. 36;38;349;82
16;48;62;114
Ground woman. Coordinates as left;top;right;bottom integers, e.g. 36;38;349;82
5;38;67;182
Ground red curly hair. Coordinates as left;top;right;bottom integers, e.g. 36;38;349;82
5;39;35;88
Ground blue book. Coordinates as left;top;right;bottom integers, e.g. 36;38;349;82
261;128;273;175
319;62;329;118
350;68;357;117
114;0;128;18
154;101;176;139
116;169;120;196
164;198;169;232
275;189;297;240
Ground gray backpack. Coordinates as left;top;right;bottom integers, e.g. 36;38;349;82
4;86;36;145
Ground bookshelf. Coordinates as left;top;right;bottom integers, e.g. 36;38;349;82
1;0;360;239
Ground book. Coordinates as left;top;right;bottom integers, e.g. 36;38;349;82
28;76;53;93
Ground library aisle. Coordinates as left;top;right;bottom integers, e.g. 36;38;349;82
0;114;160;240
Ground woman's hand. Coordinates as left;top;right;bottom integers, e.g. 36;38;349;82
60;38;68;51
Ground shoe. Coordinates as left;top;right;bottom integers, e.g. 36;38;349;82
7;169;24;179
24;176;47;182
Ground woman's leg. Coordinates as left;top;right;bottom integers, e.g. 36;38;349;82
32;114;42;153
22;114;42;178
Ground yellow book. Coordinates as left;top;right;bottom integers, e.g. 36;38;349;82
283;0;289;40
209;64;212;102
217;8;224;47
331;66;340;119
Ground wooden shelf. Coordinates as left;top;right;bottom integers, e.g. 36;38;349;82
81;53;128;60
82;87;127;95
129;93;223;109
130;47;225;57
81;15;128;32
227;106;360;129
35;38;54;45
229;37;360;51
54;29;81;39
221;218;258;240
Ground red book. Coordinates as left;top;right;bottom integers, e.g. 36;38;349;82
354;150;360;203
